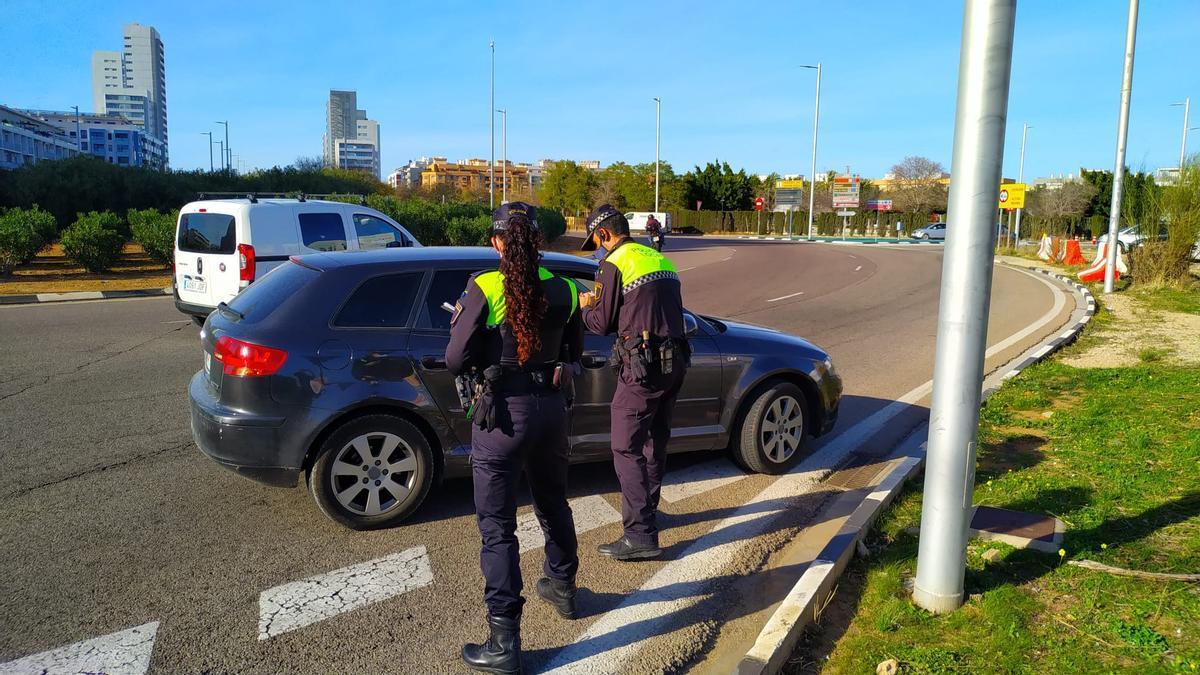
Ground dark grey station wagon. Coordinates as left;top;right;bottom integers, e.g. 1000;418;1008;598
189;248;841;529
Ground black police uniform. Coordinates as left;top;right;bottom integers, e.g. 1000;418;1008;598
446;203;584;673
580;205;688;559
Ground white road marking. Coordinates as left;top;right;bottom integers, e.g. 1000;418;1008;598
660;459;747;503
518;495;621;553
767;291;804;303
159;319;191;324
0;621;158;675
678;266;697;272
855;265;863;272
981;268;1066;358
257;546;433;640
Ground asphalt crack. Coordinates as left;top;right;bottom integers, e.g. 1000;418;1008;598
1;439;192;501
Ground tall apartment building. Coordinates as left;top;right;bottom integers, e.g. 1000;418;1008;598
324;90;380;179
92;23;167;166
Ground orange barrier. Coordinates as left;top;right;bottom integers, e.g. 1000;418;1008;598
1077;241;1127;283
1062;239;1086;266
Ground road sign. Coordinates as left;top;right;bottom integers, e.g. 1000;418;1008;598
775;179;805;189
832;175;861;208
755;196;765;211
998;182;1026;209
866;199;893;212
836;209;856;217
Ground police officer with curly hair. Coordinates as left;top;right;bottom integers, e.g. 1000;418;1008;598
447;202;585;674
579;204;689;561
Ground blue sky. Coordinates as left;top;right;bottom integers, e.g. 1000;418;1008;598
3;1;1197;180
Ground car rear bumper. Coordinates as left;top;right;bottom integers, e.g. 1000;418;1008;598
174;292;215;320
189;371;300;488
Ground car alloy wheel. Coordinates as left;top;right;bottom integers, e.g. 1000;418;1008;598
329;432;418;516
760;395;805;464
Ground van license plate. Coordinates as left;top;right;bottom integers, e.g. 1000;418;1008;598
183;277;207;293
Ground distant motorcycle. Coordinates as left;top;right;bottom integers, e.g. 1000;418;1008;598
646;218;665;252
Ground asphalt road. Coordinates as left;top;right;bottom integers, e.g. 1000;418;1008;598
0;239;1074;673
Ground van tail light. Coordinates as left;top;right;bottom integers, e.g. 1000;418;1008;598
238;243;256;282
213;336;287;377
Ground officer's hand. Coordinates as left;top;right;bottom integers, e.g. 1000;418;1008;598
579;291;597;309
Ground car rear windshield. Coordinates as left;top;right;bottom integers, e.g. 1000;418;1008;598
178;213;236;254
227;261;318;321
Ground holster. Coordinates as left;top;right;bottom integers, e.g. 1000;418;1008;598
473;365;504;432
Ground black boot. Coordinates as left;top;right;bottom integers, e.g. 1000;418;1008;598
598;536;662;560
461;614;522;674
536;577;578;619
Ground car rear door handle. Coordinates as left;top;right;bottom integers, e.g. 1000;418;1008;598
420;356;447;370
581;354;608;369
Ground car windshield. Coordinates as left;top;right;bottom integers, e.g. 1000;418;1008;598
227;261;318;322
178;213;236;254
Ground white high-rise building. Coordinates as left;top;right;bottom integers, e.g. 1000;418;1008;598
324;89;380;179
91;23;167;166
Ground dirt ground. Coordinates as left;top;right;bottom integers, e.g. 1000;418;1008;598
0;243;171;295
1063;291;1200;367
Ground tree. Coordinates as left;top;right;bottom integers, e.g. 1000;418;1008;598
683;160;755;227
1026;182;1096;222
291;156;324;172
887;156;949;215
536;160;596;215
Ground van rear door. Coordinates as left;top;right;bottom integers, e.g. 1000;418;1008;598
175;207;240;310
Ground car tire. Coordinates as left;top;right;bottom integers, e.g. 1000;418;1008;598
309;414;435;530
733;381;810;475
920;233;930;240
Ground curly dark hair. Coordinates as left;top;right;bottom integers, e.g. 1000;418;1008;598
497;215;547;365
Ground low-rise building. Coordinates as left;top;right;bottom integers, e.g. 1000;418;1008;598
19;109;166;169
1031;173;1079;190
0;106;79;169
387;156;440;189
420;157;531;195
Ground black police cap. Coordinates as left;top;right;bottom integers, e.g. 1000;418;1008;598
491;201;539;234
580;204;627;251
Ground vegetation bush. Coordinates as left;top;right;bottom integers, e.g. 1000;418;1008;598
445;215;492;247
60;211;125;273
0;205;58;273
1129;161;1200;288
127;208;178;267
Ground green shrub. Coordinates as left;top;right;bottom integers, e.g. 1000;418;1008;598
127;208;177;266
0;205;58;273
534;207;567;243
61;211;125;272
446;215;492;246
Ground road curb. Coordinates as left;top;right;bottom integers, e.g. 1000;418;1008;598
0;287;172;306
734;263;1096;675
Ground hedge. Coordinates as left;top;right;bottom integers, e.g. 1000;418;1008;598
0;205;58;274
60;211;125;272
127;208;178;266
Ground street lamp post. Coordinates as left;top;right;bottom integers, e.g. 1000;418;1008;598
216;140;225;173
490;40;495;209
72;105;81;154
1014;123;1031;247
654;97;661;213
1170;97;1190;176
1104;0;1139;295
496;108;508;203
202;132;214;172
216;121;229;171
800;63;822;239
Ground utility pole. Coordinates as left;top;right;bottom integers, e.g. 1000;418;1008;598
1170;97;1190;176
216;140;224;173
202;132;214;172
1104;0;1139;294
1014;123;1031;246
654;97;661;212
72;105;81;154
489;39;496;209
496;108;508;203
216;120;229;171
801;63;822;239
912;0;1016;615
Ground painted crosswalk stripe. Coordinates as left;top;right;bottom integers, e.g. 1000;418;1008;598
518;495;621;553
0;621;159;675
257;546;433;640
659;459;746;503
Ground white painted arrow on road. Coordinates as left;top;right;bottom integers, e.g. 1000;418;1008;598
258;546;433;640
0;621;158;675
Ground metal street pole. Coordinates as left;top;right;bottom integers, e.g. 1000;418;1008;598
202;132;213;172
913;0;1016;615
1014;123;1030;247
654;97;661;212
1104;0;1139;294
496;108;507;203
216;140;224;173
801;63;822;239
72;105;81;154
489;40;495;209
216;121;229;170
1170;97;1190;176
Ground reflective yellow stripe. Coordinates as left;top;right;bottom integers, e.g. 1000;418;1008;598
604;241;677;290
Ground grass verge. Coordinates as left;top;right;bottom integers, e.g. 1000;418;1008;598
795;358;1200;674
0;242;171;295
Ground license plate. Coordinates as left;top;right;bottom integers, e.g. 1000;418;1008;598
183;277;207;293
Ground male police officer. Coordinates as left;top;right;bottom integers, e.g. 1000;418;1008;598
579;204;689;560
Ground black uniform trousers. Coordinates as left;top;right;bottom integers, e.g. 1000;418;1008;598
610;364;687;546
471;390;578;619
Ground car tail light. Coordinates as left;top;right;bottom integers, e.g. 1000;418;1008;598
238;243;256;282
213;335;287;377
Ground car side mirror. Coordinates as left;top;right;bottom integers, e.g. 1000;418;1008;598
385;240;402;248
684;313;699;337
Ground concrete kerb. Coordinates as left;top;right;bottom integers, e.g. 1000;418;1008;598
734;263;1096;675
0;287;172;306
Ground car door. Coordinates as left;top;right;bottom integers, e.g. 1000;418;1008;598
408;267;480;450
329;270;425;408
296;210;351;253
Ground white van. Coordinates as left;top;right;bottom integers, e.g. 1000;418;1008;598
174;197;420;322
624;212;672;233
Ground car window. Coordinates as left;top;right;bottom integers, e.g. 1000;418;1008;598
228;261;318;321
178;213;236;254
334;272;423;328
417;269;477;330
299;213;348;252
354;213;405;250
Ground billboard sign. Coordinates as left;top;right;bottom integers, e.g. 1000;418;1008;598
865;199;893;212
832;175;861;208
